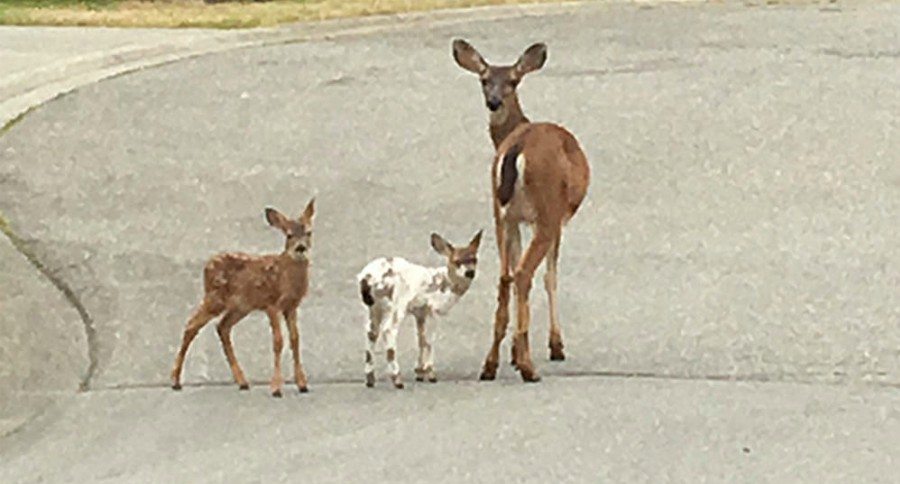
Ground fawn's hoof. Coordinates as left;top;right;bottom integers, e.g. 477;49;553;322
428;376;438;383
298;386;309;393
517;360;541;382
415;375;425;382
480;360;498;381
365;372;375;388
394;382;405;389
550;341;565;361
272;389;283;398
171;383;182;391
238;383;250;391
519;368;542;383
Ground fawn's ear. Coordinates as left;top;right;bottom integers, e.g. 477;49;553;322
300;197;315;224
468;230;484;251
452;39;488;74
265;207;290;232
514;42;547;77
430;232;454;257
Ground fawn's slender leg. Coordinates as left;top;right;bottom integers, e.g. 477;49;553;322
364;306;384;387
384;311;403;389
415;314;436;383
481;215;513;380
216;309;251;390
267;309;285;397
171;300;222;390
545;233;565;361
513;227;556;382
284;308;308;393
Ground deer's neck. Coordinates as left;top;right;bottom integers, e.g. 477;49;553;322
489;95;529;148
424;267;469;315
278;253;309;289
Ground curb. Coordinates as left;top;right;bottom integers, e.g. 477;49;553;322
0;0;704;131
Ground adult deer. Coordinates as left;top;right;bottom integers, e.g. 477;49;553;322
452;39;590;382
170;200;315;397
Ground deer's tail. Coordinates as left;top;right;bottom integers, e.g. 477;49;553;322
359;278;375;307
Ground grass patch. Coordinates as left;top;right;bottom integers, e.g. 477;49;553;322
0;0;577;29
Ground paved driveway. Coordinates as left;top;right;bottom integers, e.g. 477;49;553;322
0;2;897;481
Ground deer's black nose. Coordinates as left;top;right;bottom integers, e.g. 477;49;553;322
465;269;476;279
486;98;502;111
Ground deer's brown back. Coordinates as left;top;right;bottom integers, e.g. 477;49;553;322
203;253;308;312
494;122;590;224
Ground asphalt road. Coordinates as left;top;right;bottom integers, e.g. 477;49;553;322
0;1;898;482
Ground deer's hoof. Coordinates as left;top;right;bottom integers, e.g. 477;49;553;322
365;372;375;387
272;389;283;398
415;376;424;382
520;369;542;383
394;382;405;390
238;383;250;391
298;386;309;394
171;383;182;391
550;342;565;361
480;361;498;381
428;376;438;383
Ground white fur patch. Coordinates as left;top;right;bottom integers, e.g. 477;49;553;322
356;256;472;383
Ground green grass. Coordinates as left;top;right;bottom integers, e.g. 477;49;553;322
0;0;577;29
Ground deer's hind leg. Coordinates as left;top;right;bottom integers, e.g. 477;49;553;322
504;223;523;368
512;226;556;382
364;304;387;388
545;233;565;361
216;309;251;390
171;299;223;390
481;216;517;381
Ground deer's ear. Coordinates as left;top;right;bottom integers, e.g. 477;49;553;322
468;230;484;251
514;42;547;76
265;207;289;232
430;233;454;256
452;39;488;74
300;197;315;224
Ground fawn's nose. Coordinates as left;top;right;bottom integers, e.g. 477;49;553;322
486;98;502;111
465;269;476;279
296;245;307;254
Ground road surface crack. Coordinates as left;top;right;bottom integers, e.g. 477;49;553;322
0;215;98;392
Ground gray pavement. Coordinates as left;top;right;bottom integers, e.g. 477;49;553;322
1;1;898;481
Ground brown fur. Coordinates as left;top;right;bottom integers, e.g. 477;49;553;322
170;200;316;396
453;39;591;382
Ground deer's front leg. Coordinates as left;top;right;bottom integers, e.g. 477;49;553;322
284;308;308;393
481;215;511;381
415;314;436;383
266;309;285;397
384;311;403;389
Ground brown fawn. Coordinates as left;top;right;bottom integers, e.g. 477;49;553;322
453;39;591;382
170;199;315;397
